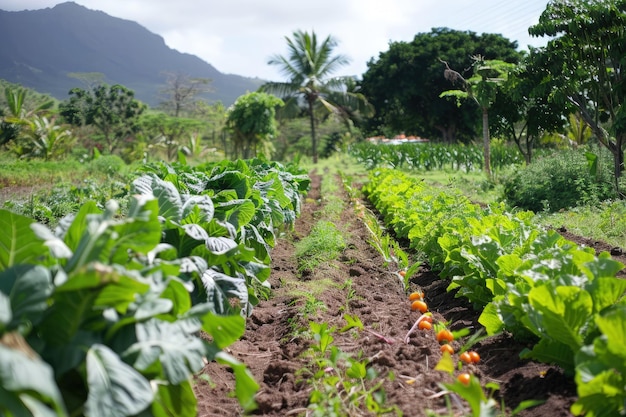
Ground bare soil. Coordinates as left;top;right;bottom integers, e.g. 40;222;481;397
193;170;626;416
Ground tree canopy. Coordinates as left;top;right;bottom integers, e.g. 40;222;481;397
59;84;145;154
360;28;521;143
226;92;284;159
261;30;372;163
529;0;626;190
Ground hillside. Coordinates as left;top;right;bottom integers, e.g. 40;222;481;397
0;2;264;106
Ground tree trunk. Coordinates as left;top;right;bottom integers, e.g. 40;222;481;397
308;100;318;163
482;107;491;176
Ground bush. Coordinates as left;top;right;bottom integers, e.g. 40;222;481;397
87;154;126;176
502;149;615;212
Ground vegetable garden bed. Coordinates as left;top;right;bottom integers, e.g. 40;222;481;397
193;168;598;416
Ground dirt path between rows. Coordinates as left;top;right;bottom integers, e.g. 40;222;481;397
193;170;578;416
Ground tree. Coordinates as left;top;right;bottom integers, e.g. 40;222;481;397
261;30;372;163
158;72;212;117
529;0;626;191
440;55;514;176
360;28;521;143
226;92;284;159
490;48;568;164
0;85;55;146
138;113;205;161
60;84;145;154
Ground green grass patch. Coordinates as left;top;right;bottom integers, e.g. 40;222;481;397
295;220;346;274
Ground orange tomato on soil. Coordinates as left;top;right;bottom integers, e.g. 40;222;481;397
459;351;472;364
440;344;454;355
469;351;480;363
457;373;471;385
408;291;424;301
411;300;428;313
436;329;454;344
418;320;432;330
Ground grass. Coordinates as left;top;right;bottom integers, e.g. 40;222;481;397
535;200;626;249
295;220;346;273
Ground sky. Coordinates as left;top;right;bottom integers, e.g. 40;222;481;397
0;0;551;81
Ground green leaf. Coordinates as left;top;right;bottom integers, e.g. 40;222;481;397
478;302;504;335
200;269;248;315
216;199;256;230
0;209;46;270
595;305;626;359
133;175;183;222
585;277;626;314
149;379;197;417
126;319;205;385
85;344;153;417
0;343;68;417
61;201;101;253
521;338;575;371
215;351;259;413
340;313;364;332
528;285;592;350
200;312;245;349
0;265;52;330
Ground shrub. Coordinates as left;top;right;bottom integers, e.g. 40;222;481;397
87;154;126;176
502;149;614;212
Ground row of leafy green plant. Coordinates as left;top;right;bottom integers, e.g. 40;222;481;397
362;168;626;417
0;158;309;416
349;141;531;172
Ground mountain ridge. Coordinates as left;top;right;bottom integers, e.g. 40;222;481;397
0;2;264;106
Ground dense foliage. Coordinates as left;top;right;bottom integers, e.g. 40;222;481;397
502;148;616;212
363;168;626;416
0;158;309;416
349;141;526;172
360;28;521;142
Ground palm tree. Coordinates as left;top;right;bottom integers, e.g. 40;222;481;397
260;30;372;163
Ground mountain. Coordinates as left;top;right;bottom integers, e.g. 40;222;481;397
0;2;264;106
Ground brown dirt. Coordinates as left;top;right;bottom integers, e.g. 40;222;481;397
190;169;625;417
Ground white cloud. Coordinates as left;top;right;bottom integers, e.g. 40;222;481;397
1;0;551;80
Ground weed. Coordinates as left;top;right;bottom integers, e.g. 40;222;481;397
298;321;401;416
295;220;346;274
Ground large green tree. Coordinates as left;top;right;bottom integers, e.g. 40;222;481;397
490;47;570;164
360;28;521;143
60;84;145;154
226;92;284;159
260;30;372;163
529;0;626;190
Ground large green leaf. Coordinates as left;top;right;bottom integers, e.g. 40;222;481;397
585;277;626;314
0;209;46;270
133;175;183;222
200;312;246;349
200;269;248;315
106;198;161;265
0;265;52;330
215;351;259;413
216;199;256;230
0;343;68;417
60;201;101;253
528;285;592;350
181;195;214;224
125;319;205;385
521;337;575;371
149;379;197;417
85;344;153;417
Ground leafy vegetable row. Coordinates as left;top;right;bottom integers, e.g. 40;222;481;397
363;168;626;417
0;158;309;417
